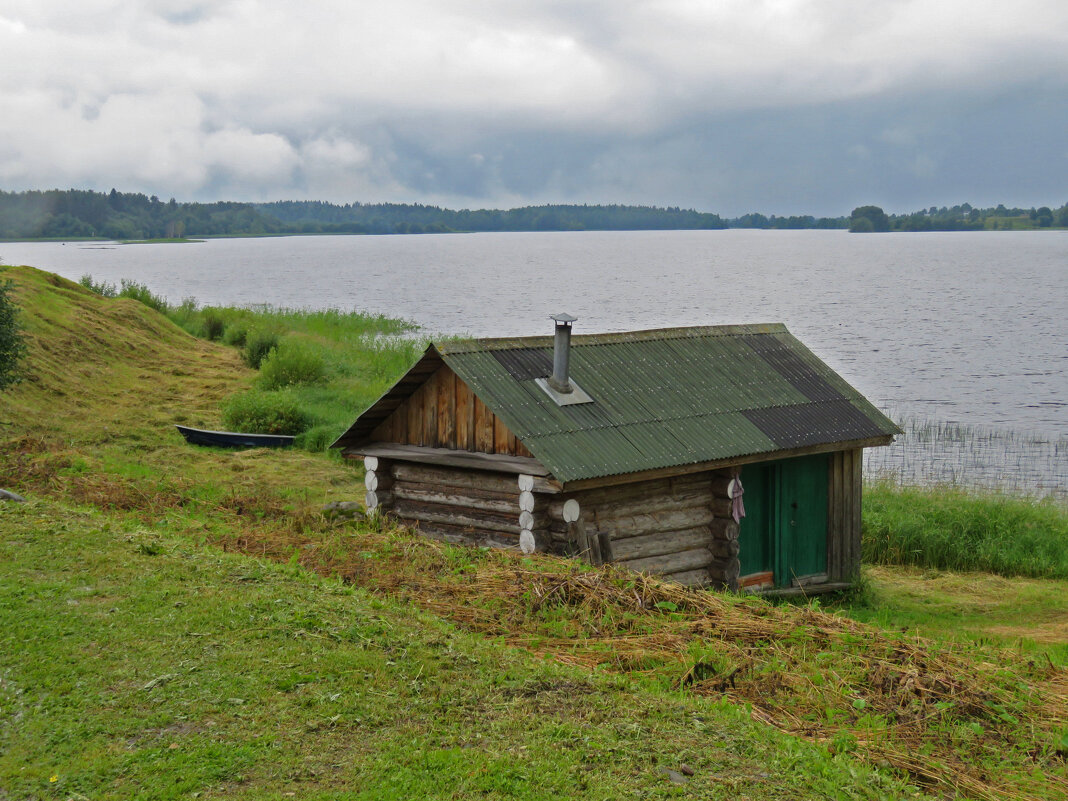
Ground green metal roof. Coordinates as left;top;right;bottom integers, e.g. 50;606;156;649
334;323;899;483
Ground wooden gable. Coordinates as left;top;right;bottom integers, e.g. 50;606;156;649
369;365;534;459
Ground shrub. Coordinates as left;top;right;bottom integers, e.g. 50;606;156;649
257;340;328;389
78;274;118;297
168;297;200;333
201;309;226;341
243;328;280;368
220;390;311;435
118;279;169;313
0;278;27;390
223;320;249;347
297;424;338;452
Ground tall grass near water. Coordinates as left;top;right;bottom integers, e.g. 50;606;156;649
863;481;1068;579
863;415;1068;578
866;416;1068;503
182;306;423;448
79;274;423;450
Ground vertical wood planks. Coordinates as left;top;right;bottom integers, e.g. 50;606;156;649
423;369;439;447
407;381;425;446
436;367;455;448
474;395;494;452
393;398;408;443
850;447;863;578
455;374;473;451
347;364;534;459
493;414;513;455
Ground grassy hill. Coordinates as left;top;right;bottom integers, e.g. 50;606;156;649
1;264;1066;800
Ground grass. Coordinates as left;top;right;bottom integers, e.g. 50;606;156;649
162;286;422;448
1;263;1067;799
5;501;919;801
75;271;424;448
863;481;1068;579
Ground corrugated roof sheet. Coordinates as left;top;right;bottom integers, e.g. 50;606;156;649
334;323;900;483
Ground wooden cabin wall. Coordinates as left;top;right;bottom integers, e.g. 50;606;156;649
364;460;554;551
827;448;863;582
369;366;534;458
543;471;741;589
361;447;864;591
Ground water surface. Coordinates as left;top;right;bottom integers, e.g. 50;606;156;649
5;230;1065;494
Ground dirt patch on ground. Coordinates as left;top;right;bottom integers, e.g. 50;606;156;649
988;618;1068;644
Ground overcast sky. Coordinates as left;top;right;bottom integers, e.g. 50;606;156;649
0;0;1065;215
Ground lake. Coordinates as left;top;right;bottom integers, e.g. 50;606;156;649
3;229;1066;497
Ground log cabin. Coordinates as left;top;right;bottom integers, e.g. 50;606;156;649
332;316;900;594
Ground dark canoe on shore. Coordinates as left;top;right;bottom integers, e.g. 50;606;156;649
175;425;295;448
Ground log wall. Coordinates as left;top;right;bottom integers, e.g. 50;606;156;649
363;460;552;552
544;471;741;589
826;447;863;582
362;448;865;591
369;365;534;458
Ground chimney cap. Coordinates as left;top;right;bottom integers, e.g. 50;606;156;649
550;312;577;324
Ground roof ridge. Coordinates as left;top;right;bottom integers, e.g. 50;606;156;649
437;322;788;354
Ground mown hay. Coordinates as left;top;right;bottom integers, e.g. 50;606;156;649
218;517;1068;801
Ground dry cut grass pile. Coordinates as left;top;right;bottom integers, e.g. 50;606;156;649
218;518;1068;801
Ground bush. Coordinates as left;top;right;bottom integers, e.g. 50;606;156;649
220;390;312;435
0;277;27;390
167;297;201;334
78;274;118;297
201;309;225;341
257;340;328;389
297;424;339;452
243;328;280;368
222;320;249;347
118;279;169;313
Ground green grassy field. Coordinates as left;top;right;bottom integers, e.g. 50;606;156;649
2;264;1067;800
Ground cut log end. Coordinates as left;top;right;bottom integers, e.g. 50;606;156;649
519;530;535;554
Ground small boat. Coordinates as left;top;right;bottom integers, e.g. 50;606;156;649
175;425;295;448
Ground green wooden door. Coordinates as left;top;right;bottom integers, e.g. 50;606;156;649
738;462;774;577
738;455;828;588
778;454;829;583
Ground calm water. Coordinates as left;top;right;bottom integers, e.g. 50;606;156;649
4;230;1066;495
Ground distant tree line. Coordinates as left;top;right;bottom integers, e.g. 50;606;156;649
728;213;846;229
849;202;1068;232
0;189;277;240
0;190;731;239
1;188;1064;240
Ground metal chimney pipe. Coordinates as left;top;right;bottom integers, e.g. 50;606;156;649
548;313;577;394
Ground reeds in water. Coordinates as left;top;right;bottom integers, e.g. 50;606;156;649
866;416;1067;504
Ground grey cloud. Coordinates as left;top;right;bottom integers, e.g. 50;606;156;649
0;1;1064;212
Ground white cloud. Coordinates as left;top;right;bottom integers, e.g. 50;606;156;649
0;0;1064;205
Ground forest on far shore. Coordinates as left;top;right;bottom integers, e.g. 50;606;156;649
0;187;1064;240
